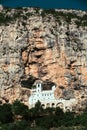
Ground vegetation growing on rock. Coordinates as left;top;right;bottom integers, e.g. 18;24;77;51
0;7;87;27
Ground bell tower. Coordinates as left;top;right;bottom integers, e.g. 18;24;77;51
36;82;42;92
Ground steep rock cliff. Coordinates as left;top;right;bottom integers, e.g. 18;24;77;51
0;6;87;110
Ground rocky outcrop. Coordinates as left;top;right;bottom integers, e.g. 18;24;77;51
0;6;87;111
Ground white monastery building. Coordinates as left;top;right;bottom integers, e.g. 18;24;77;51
29;82;77;111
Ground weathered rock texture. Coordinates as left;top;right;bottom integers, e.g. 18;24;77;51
0;6;87;111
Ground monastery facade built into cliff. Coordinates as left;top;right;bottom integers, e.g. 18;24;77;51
29;82;77;112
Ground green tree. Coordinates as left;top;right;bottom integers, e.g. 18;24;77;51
12;100;29;120
63;112;75;126
34;100;43;116
54;107;65;127
0;103;13;124
1;120;30;130
45;107;55;115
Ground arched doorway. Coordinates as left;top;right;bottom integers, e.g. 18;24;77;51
42;104;45;109
65;106;72;112
52;103;55;108
46;103;50;108
56;102;64;109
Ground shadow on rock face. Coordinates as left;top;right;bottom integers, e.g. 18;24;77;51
21;75;37;89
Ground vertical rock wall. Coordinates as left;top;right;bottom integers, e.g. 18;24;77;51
0;7;87;110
